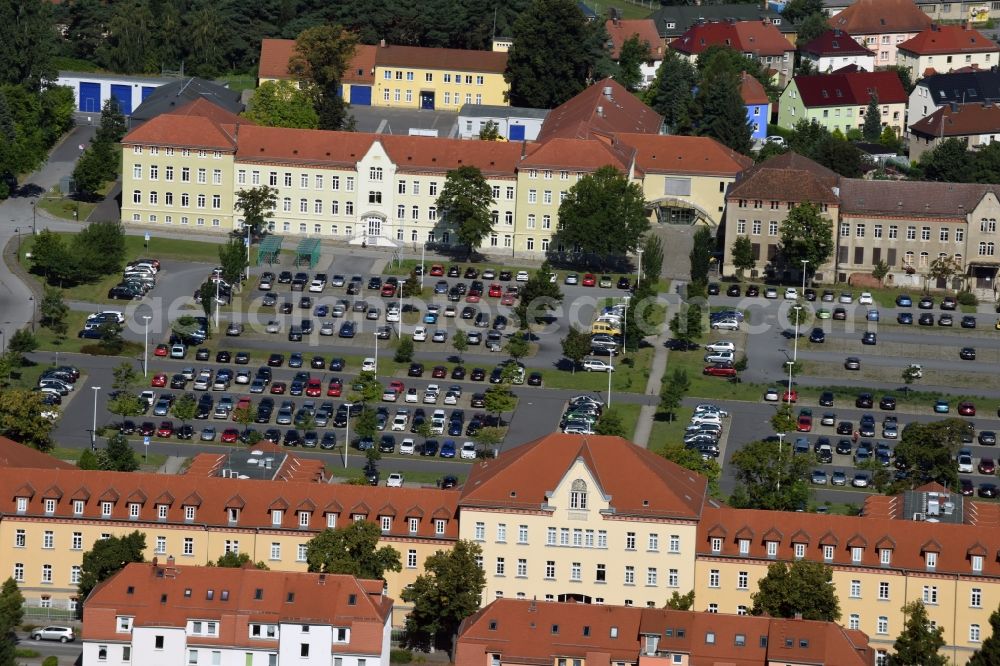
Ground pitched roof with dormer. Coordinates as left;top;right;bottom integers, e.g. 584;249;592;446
122;99;243;151
458;434;707;521
828;0;932;34
739;71;770;106
616;133;752;177
801;29;874;58
910;101;1000;138
258;38;376;84
727;152;840;203
670;20;792;57
897;24;998;56
2;467;458;540
791;69;907;107
839;178;1000;218
83;563;391;654
649;4;793;40
536;78;663;143
604;19;665;60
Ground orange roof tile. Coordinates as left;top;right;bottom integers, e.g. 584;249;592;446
184;446;326;484
537;78;662;143
898;24;999;55
84;563;391;654
740;71;770;106
0;436;75;470
670;20;792;57
459;434;707;520
604;19;664;60
374;44;507;74
259;38;375;84
910;100;1000;137
616;133;752;177
123;113;238;151
518;137;634;172
829;0;932;34
2;467;459;540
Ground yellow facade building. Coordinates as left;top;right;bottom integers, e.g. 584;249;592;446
372;45;508;111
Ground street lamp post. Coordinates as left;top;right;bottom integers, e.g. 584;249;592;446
28;297;35;333
91;386;101;451
343;402;353;469
607;362;614;408
636;248;644;289
142;315;152;377
621;295;631;357
215;279;221;330
420;242;426;290
792;304;802;363
13;227;20;263
785;360;794;403
776;432;786;492
800;259;809;294
32;200;36;235
373;330;379;375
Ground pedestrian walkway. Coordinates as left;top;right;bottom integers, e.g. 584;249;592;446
157;455;187;474
631;310;672;448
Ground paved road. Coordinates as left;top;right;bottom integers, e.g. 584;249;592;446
15;632;81;664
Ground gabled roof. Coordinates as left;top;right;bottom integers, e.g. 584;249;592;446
727;152;840;203
801;29;874;57
917;70;1000;105
604;19;664;60
122;110;239;151
129;78;243;126
0;436;75;470
839;178;1000;218
740;71;770;106
828;0;932;34
259;38;376;84
374;44;507;74
791;69;907;107
459;434;707;520
536;78;663;143
616;133;752;177
648;4;793;39
898;24;999;56
670;20;792;57
910;101;1000;138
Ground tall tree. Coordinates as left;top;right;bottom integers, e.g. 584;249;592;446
594;408;627;437
0;388;55;451
451;330;468;363
112;361;138;391
97;0;157;73
658;368;691;422
234;185;278;240
218;238;249;286
0;578;24;632
863;92;882;142
557;166;649;265
512;261;563;328
78;531;146;609
782;0;825;23
483;385;516;422
72;220;127;281
660;443;720;496
919;138;972;182
968;604;1000;666
244;81;320;129
729;438;811;511
892;419;966;490
795;13;830;49
39;286;68;337
648;51;696;134
436;165;494;259
288;25;359;131
779;203;832;279
668;303;704;346
689;226;715;286
665;590;695;610
402;540;486;653
505;0;607;108
97;433;140;472
696;66;752;154
640;234;664;286
731;235;755;279
616;35;651;92
751;560;840;621
210;552;268;570
561;326;592;372
95;97;127;145
305;522;402;580
0;1;58;90
889;601;947;666
171;392;197;425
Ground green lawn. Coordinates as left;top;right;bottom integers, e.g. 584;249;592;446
33;310;143;358
666;348;763;402
220;73;258;92
540;347;654;393
646;407;695;450
49;445;166;470
607;402;643;441
36;195;98;222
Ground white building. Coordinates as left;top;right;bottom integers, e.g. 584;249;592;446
56;71;176;115
81;562;393;666
456;104;549;141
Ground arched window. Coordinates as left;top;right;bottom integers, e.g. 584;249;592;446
570;479;588;509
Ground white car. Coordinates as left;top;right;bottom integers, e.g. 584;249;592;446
957;452;974;473
461;441;477;459
693;403;728;417
839;292;854;304
386;307;400;322
234;370;251;385
444;391;459;405
710;318;740;331
392;413;409;431
265;320;281;334
319;321;335;336
444;305;457;317
423;386;439;403
858;292;873;305
690;413;722;426
907;363;923;379
405;388;419;403
413;326;427;341
704;351;734;364
783;287;797;300
582;359;614;372
386;473;404;487
399;438;416;454
764;287;778;299
308;279;325;293
432;329;448;343
87;310;125;324
704;341;735;353
515;271;529;282
362;358;377;372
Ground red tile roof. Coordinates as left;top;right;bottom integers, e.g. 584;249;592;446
380;135;524;177
829;0;932;34
458;434;707;520
604;19;665;60
792;69;907;107
83;563;391;654
740;71;770;106
374;44;507;74
898;24;999;55
519;137;634;172
0;436;75;470
616;133;752;176
456;599;873;666
258;38;376;84
2;467;459;540
801;29;874;57
123;112;238;151
536;78;663;143
910;101;1000;137
698;504;1000;577
184;447;326;483
670;20;792;57
728;152;840;203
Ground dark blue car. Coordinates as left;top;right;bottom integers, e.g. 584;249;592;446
440;440;456;458
339;321;356;338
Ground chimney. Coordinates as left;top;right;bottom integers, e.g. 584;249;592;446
794;612;803;620
603;86;613;100
596;105;604;117
379;38;386;48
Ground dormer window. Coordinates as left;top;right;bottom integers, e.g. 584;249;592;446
326;513;338;528
435;519;446;535
766;541;778;557
44;499;56;514
157;504;168;520
352;514;365;522
16;498;27;513
272;510;282;526
409;518;419;533
851;547;863;563
228;508;240;523
710;537;722;553
972;555;984;572
926;552;938;569
381;516;392;532
794;543;805;559
74;500;84;516
185;506;196;521
880;549;892;565
101;501;113;517
823;545;834;561
298;511;310;527
129;503;140;519
738;539;749;555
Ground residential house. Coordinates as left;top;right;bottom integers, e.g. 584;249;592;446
257;38;377;106
649;4;795;47
740;71;771;140
896;24;1000;80
778;68;908;135
372;44;509;111
800;29;876;73
827;0;933;66
669;20;796;85
604;18;665;89
908;69;1000;126
456;433;709;607
0;464;458;624
81;563;392;666
723;152;841;280
455;599;876;666
456;104;549;141
824;0;1000;25
909;101;1000;159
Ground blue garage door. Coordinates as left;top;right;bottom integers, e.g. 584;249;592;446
349;85;371;106
509;124;526;141
141;86;156;101
110;84;132;115
79;82;101;113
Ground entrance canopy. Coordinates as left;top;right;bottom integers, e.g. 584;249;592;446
294;238;321;268
255;236;283;266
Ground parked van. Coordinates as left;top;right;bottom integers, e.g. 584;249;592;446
590;321;621;336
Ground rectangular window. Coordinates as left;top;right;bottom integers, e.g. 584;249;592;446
495;557;505;576
880;549;892;565
668;569;678;587
889;225;898;239
518;525;528;544
737;571;748;589
877;617;888;635
545;561;555;579
270;543;281;560
183;538;194;556
767;541;777;557
571;562;581;581
879;581;890;600
624;566;634;585
664;177;692;196
155;536;166;554
972;588;982;608
407;549;417;568
72;532;82;550
851;580;861;598
709;569;720;588
923;585;938;604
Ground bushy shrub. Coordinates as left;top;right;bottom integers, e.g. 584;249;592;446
957;291;978;306
390;649;413;664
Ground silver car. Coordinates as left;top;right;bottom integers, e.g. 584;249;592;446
31;626;74;642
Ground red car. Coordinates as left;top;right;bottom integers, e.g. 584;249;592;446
327;378;343;397
797;415;812;432
381;283;396;297
305;378;323;397
388;379;404;394
429;264;445;277
582;273;596;287
153;344;169;357
979;457;996;475
703;364;737;377
488;283;502;298
221;428;239;443
270;382;287;394
156;421;174;437
466;292;481;303
432;366;448;379
150;372;168;388
959;401;977;416
782;389;799;403
501;292;517;306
